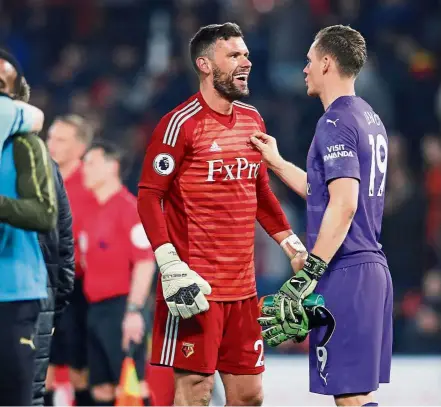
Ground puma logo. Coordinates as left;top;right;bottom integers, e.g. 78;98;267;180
320;371;328;385
20;337;35;350
326;118;339;127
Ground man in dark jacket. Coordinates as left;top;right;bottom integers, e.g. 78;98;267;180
34;161;75;406
12;77;75;406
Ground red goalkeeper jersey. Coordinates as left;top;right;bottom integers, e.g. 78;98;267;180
138;92;290;301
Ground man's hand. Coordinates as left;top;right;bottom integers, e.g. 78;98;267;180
155;243;212;319
275;253;328;320
279;234;308;272
250;132;283;169
122;311;145;351
258;293;336;348
258;295;309;347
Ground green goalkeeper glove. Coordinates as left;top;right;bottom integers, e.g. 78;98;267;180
276;253;328;319
258;293;336;347
257;294;322;346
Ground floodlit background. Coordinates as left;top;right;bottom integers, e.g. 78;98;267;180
2;0;441;405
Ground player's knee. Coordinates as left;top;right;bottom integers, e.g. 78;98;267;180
187;375;214;405
69;368;89;390
226;385;263;406
92;384;115;402
174;370;214;406
334;392;374;406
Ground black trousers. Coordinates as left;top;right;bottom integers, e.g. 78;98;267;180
0;300;40;406
88;296;147;387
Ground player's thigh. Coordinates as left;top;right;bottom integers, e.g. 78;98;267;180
309;263;389;396
220;373;263;406
0;300;40;405
151;300;223;375
217;297;265;376
87;305;114;387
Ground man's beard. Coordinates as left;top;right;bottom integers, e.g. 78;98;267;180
212;65;249;102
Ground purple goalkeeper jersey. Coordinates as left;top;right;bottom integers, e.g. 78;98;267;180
306;95;388;270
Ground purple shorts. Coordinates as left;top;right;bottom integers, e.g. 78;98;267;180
309;262;393;396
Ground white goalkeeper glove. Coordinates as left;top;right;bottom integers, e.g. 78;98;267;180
155;243;212;319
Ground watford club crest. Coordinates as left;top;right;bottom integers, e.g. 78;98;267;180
181;342;195;358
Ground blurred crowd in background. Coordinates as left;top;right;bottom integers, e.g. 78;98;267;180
1;0;440;355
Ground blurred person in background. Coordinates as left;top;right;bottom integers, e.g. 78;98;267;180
9;75;75;407
399;269;441;353
80;140;155;406
421;134;441;247
45;115;95;406
382;134;425;300
381;134;426;351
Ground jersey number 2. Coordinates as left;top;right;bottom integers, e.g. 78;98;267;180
254;339;264;367
368;133;388;197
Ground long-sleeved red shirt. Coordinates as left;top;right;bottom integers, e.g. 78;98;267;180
138;92;290;301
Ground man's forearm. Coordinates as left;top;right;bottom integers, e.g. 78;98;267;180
4;133;58;232
127;260;156;308
0;196;56;232
270;159;307;200
311;202;355;264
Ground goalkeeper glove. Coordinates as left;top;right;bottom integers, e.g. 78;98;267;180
258;293;336;347
276;253;328;320
258;294;310;347
155;243;212;319
268;254;328;322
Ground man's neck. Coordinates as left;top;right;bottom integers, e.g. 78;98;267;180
200;81;233;115
93;179;122;204
60;160;82;181
320;78;356;111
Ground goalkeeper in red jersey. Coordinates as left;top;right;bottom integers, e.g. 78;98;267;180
138;22;307;406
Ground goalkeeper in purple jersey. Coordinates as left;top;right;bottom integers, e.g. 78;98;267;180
251;25;392;407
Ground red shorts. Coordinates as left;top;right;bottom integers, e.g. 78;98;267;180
151;296;265;375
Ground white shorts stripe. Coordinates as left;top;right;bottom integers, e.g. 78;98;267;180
170;105;203;147
164;315;179;365
164;317;173;365
169;316;180;365
160;312;172;364
163;99;199;146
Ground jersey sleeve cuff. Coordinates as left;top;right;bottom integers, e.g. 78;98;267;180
325;171;360;184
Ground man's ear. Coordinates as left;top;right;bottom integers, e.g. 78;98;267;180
322;55;331;75
16;77;30;102
196;56;211;76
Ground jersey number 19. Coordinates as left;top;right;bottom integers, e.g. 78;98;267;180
368;133;388;197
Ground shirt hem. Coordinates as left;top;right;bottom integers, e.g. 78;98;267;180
207;292;257;302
